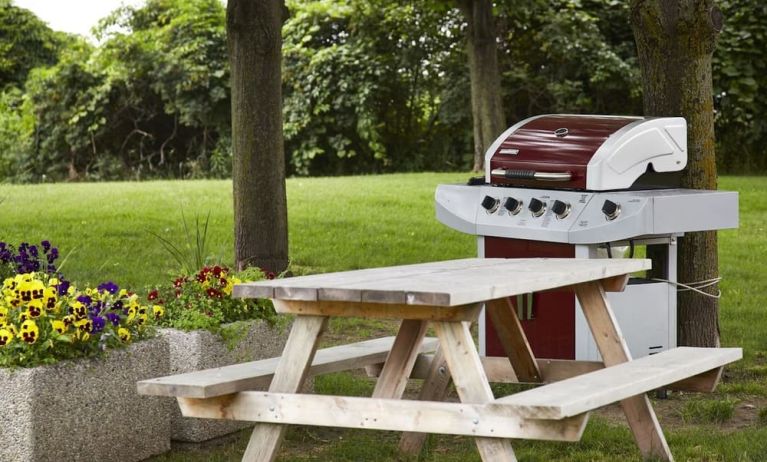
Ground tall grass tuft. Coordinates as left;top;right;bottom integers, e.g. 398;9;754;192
149;210;213;275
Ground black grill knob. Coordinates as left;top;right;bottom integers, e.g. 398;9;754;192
528;198;546;217
481;195;500;213
552;200;571;219
601;199;621;220
503;197;522;215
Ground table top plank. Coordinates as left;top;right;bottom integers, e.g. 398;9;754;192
250;259;516;303
234;258;650;307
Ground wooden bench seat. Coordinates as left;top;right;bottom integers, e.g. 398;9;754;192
137;336;439;399
175;347;741;443
493;347;742;420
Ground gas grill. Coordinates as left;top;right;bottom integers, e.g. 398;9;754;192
436;114;738;361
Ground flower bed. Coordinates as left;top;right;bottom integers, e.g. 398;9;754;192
0;241;171;460
152;265;286;442
0;337;170;462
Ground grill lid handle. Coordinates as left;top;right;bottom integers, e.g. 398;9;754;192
490;169;572;182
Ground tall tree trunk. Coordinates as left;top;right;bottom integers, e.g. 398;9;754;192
227;0;289;273
631;0;723;347
457;0;506;172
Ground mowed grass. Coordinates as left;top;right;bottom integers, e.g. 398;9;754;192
0;172;473;289
2;173;767;460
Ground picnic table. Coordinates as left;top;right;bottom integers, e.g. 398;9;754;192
138;258;741;461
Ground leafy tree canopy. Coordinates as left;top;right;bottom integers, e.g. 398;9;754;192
5;0;231;181
0;0;63;90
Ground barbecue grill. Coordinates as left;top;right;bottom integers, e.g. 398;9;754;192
436;114;738;361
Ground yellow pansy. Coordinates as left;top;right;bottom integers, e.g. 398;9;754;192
51;320;67;334
27;299;45;318
17;278;45;304
136;313;149;326
152;305;164;319
0;328;13;346
19;320;39;344
73;318;92;341
74;319;92;335
43;286;58;311
68;301;87;319
118;328;131;342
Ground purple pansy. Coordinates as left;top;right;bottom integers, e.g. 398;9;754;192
98;281;119;295
91;316;106;333
106;312;121;326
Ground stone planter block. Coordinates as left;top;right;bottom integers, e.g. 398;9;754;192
161;320;289;442
0;337;171;462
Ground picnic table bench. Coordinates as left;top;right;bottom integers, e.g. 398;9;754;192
138;258;741;461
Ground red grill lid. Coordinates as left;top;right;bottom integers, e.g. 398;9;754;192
488;115;639;190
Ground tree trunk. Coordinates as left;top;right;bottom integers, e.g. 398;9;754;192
227;0;289;273
630;0;723;347
456;0;506;172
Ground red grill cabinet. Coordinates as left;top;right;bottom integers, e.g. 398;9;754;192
436;114;738;361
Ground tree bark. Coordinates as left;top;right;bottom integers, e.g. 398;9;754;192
630;0;723;347
227;0;289;273
456;0;506;172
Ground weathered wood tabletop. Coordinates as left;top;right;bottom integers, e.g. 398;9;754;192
234;257;651;306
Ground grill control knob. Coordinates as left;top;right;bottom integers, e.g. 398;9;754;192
481;195;500;213
601;199;621;220
552;200;571;219
503;197;523;215
528;198;546;217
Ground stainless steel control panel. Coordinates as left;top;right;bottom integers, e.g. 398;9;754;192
435;184;738;244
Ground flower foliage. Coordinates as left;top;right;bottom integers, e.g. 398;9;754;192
152;265;276;332
0;272;159;367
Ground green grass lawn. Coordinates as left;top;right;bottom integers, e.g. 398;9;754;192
0;172;473;289
2;173;766;460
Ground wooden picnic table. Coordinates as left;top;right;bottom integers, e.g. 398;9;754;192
138;258;741;462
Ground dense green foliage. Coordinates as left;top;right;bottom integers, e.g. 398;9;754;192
497;0;642;120
282;1;471;174
1;0;230;181
0;0;765;180
713;0;767;172
0;0;62;90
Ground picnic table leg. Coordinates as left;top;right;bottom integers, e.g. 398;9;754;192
242;315;328;462
485;297;542;382
373;319;443;457
575;280;673;461
397;346;452;456
372;319;429;399
435;320;518;462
